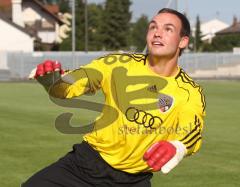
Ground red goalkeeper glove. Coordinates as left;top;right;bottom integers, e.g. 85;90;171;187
29;60;64;91
143;140;187;174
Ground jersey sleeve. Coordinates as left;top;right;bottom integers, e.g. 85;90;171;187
175;89;206;156
48;57;109;99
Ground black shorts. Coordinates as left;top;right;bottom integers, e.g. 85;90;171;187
22;141;153;187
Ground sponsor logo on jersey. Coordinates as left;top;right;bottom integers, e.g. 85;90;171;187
125;107;163;129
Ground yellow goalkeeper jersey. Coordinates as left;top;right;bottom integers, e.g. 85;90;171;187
50;53;206;173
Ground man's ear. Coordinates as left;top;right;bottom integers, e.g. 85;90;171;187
179;36;189;49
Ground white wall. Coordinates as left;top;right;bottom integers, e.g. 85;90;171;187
12;0;24;27
201;19;229;42
38;31;56;43
0;51;8;69
0;19;34;52
22;2;59;44
22;5;43;24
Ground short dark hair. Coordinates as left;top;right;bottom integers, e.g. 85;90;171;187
157;8;190;56
158;8;190;37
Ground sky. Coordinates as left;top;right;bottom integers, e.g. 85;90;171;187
87;0;240;26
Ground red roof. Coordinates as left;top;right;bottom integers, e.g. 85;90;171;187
44;4;59;15
25;0;63;24
0;0;11;7
0;0;63;24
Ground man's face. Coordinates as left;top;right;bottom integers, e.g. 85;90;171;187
146;13;188;58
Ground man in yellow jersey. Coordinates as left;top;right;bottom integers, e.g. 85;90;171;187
23;8;206;187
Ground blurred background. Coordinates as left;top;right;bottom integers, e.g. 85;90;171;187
0;0;240;187
0;0;240;79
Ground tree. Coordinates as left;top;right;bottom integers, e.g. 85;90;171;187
57;0;71;51
59;1;104;51
59;0;85;51
87;4;104;50
202;34;240;52
101;0;132;50
129;15;149;52
75;0;85;51
59;0;132;51
194;15;202;52
59;0;70;13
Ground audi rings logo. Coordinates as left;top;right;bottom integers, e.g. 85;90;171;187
125;107;162;129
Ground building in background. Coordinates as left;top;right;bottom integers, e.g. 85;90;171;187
216;17;240;54
192;19;229;43
200;19;229;43
0;13;35;52
0;0;71;51
216;17;240;35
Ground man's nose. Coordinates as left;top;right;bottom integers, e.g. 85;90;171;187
154;29;163;37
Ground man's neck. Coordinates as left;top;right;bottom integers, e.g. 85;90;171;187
147;54;179;77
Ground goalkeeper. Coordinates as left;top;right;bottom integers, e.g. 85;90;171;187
23;8;206;187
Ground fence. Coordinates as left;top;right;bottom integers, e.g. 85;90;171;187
1;51;240;80
179;52;240;71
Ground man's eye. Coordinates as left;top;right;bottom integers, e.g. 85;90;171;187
166;27;173;32
149;25;156;30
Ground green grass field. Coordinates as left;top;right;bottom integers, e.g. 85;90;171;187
0;81;240;187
